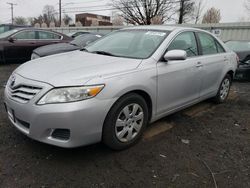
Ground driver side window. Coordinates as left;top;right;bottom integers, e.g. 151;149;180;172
168;32;198;57
14;31;36;40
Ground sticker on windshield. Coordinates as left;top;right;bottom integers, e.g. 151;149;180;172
145;31;166;37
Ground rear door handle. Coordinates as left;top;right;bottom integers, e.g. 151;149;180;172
196;62;203;68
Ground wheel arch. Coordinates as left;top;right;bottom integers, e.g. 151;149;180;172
128;90;153;123
227;70;234;81
104;89;154;127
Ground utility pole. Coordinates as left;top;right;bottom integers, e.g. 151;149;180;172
7;2;17;24
59;0;62;27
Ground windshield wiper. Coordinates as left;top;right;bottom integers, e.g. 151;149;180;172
70;43;78;47
80;47;89;52
91;50;116;57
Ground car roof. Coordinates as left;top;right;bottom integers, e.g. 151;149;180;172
15;28;56;32
12;28;70;36
122;25;204;32
226;40;250;42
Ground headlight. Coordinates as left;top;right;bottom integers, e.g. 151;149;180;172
37;85;104;105
31;53;40;60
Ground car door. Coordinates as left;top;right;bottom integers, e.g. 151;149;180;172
4;30;37;63
36;30;62;48
196;32;227;97
157;31;204;116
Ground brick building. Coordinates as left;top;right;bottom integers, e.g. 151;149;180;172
75;13;112;26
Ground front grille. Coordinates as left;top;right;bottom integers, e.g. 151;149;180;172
8;84;42;104
51;129;70;141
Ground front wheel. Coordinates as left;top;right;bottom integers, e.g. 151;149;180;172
213;74;232;103
102;93;149;150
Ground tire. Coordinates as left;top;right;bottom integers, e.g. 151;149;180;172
213;74;232;103
102;93;149;150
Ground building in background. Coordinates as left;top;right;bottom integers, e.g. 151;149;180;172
75;13;112;26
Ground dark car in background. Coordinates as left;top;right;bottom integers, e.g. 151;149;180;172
31;33;103;59
225;40;250;81
0;28;72;64
0;24;31;34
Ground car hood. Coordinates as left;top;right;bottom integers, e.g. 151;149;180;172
33;43;79;57
15;50;142;87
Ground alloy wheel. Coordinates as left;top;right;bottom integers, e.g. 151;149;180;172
220;78;230;100
115;103;144;143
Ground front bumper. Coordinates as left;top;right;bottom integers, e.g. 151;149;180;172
4;75;114;148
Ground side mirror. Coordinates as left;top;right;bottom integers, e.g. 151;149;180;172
8;37;15;43
164;50;187;61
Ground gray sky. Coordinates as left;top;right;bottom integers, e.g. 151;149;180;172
0;0;248;24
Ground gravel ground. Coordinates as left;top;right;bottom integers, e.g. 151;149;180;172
0;64;250;188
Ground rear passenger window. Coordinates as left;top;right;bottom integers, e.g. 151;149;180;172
198;32;219;55
38;31;61;40
168;32;198;57
216;41;225;53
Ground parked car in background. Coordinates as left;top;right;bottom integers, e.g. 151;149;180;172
66;31;91;38
4;26;237;150
0;28;72;64
225;40;250;81
31;33;103;59
0;24;31;34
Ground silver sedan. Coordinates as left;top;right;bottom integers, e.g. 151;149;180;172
4;26;238;150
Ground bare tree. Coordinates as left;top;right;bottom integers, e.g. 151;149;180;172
14;17;28;25
151;15;164;24
238;16;249;22
112;12;125;26
28;5;58;27
63;14;72;25
177;0;195;24
193;0;205;24
245;0;250;12
202;7;221;24
111;0;175;25
30;15;44;26
42;5;58;26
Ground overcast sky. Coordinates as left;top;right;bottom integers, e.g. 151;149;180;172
0;0;248;24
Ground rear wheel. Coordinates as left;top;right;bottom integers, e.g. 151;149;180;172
214;74;232;103
102;93;149;150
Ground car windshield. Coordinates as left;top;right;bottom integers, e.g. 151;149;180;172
226;41;250;51
0;29;18;39
86;30;170;59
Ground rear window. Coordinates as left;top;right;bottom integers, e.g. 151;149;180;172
38;31;61;40
198;32;225;55
216;41;225;53
198;32;218;55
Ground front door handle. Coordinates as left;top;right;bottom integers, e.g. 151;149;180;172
196;62;203;68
